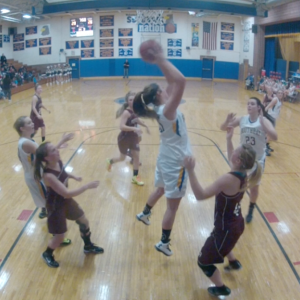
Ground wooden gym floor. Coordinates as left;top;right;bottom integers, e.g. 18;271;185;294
0;78;299;299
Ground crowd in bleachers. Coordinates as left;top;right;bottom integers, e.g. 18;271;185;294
0;53;37;100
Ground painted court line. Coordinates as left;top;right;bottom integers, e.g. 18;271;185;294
17;210;33;221
264;212;279;223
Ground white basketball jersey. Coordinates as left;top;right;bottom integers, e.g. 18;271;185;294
155;105;192;162
18;137;38;175
268;98;282;120
239;115;266;161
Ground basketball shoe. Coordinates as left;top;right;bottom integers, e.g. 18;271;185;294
208;286;231;297
224;260;242;272
132;175;144;186
136;211;151;225
155;240;173;256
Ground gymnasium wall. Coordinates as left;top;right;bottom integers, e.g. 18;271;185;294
1;12;256;80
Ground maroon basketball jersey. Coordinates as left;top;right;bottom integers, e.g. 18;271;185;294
119;108;138;138
44;160;69;208
214;172;246;230
30;94;42;117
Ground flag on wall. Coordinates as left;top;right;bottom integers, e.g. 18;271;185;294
202;21;218;50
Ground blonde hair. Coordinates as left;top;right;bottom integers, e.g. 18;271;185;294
238;144;262;191
13;116;27;136
116;91;136;118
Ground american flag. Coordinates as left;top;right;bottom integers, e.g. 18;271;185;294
202;21;218;50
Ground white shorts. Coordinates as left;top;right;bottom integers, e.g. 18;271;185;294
154;158;188;199
25;175;46;208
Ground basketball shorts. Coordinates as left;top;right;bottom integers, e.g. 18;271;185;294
198;222;244;265
47;198;84;234
25;175;46;208
154;157;188;199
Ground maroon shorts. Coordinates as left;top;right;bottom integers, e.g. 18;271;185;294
31;114;45;130
198;221;245;265
47;198;84;234
117;132;140;155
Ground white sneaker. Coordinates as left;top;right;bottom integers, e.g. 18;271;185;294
136;212;151;225
155;240;173;256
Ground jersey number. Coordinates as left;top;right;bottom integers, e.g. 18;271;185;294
245;136;255;145
233;203;241;216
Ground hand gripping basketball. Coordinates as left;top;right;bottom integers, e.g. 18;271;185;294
139;40;163;63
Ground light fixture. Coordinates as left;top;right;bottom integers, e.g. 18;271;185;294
23;14;32;19
1;8;10;14
188;11;195;15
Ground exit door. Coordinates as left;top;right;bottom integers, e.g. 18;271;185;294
69;58;80;79
202;58;213;80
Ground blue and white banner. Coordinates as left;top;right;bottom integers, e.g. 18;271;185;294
13;42;24;51
66;40;79;49
221;22;235;32
100;39;113;48
118;28;133;37
119;48;133;57
220;41;234;51
4;35;10;42
100;49;114;57
167;49;182;57
119;38;133;47
13;33;24;43
81;49;94;58
26;39;37;48
100;15;114;27
39;47;51;55
26;26;37;35
221;32;234;41
167;39;182;47
39;37;51;46
81;40;94;48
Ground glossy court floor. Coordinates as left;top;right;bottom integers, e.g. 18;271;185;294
0;78;300;300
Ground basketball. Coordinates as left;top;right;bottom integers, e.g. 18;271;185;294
139;40;162;63
166;22;176;34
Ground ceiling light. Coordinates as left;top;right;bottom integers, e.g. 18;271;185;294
23;14;32;19
188;11;195;15
1;9;10;14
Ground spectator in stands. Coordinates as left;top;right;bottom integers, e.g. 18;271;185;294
2;74;12;101
0;85;5;100
1;53;7;66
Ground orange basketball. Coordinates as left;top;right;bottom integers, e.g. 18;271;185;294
139;40;161;63
166;23;176;34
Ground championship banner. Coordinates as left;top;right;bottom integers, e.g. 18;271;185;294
167;39;182;47
0;35;2;48
100;49;114;57
13;42;24;51
221;32;234;41
220;41;234;51
191;23;199;47
100;29;114;38
81;40;94;48
100;15;114;27
13;34;24;43
119;38;133;47
39;47;51;55
39;37;51;46
118;28;133;37
167;49;182;57
26;26;37;35
221;22;234;32
26;39;37;48
81;49;94;58
66;40;79;49
100;39;114;48
119;48;133;57
4;35;10;42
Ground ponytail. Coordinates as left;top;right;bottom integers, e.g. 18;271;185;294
133;83;160;119
34;142;49;180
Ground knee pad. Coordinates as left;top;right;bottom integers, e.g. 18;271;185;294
197;261;216;278
75;220;89;235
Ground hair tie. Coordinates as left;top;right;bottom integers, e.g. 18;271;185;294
141;94;146;105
